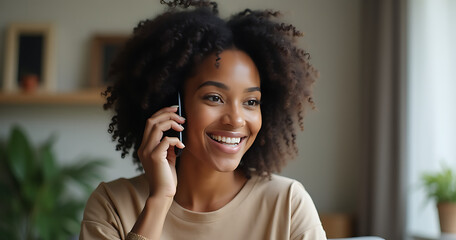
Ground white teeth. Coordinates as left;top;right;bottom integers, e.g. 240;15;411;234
210;135;241;144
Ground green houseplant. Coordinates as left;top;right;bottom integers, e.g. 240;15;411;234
422;166;456;234
0;126;106;240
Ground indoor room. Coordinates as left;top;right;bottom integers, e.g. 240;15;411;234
1;0;455;239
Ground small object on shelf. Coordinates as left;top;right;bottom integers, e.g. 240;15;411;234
20;73;39;93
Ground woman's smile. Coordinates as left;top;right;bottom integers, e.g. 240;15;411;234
181;49;262;172
208;133;244;145
207;131;247;154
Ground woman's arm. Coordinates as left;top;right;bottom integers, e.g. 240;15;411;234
80;106;185;240
128;196;173;240
129;106;185;240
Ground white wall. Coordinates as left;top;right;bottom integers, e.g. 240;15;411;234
0;0;361;214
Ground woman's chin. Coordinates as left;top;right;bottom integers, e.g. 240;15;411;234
180;150;241;173
210;158;242;173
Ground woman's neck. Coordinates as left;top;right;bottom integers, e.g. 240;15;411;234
174;155;247;212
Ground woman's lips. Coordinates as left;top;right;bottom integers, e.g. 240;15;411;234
206;133;246;154
209;134;241;144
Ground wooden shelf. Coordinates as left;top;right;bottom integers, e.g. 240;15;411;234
0;89;105;105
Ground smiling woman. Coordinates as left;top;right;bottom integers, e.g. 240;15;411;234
181;50;262;174
80;0;324;239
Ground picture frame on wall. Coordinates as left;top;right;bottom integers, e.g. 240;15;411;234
89;34;128;88
2;23;56;93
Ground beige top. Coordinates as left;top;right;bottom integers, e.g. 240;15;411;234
80;174;326;240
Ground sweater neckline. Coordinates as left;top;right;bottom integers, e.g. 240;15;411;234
169;174;259;223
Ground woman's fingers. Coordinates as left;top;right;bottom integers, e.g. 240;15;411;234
151;105;180;118
140;136;184;165
141;107;185;145
142;107;184;141
141;136;183;197
138;135;185;172
143;120;184;151
138;106;185;160
135;106;186;198
154;136;185;160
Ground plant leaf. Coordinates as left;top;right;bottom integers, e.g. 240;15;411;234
422;166;456;203
6;126;35;183
1;126;108;239
39;134;58;181
61;159;107;192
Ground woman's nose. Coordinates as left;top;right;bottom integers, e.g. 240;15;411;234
221;104;246;128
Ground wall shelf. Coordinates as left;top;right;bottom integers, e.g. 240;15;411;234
0;89;105;105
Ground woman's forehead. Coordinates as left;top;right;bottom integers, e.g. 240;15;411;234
185;50;260;90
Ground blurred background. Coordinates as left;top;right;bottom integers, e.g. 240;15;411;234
0;0;455;239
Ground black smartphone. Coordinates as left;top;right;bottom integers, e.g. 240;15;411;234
176;91;183;152
164;92;184;157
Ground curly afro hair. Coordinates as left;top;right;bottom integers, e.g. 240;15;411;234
103;0;318;177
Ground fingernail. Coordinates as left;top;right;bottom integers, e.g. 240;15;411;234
170;105;179;108
180;124;184;129
180;116;186;120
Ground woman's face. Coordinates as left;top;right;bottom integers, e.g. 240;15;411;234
182;49;262;172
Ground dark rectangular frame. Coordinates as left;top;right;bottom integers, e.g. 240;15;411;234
89;34;128;88
3;23;56;92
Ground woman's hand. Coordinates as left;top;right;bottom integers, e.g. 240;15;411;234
137;106;185;199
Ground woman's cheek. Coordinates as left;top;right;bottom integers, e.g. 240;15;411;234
249;110;262;134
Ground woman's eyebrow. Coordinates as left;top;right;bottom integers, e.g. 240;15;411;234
197;81;261;93
197;81;229;90
245;87;261;93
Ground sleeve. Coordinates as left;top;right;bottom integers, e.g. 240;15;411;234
289;181;327;240
79;183;124;240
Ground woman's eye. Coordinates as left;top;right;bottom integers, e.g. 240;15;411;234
245;99;260;106
204;95;223;103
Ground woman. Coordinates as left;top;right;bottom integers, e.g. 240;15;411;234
80;1;326;239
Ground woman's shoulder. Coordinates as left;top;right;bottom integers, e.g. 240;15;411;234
251;174;324;237
252;174;306;192
81;175;148;237
84;174;148;213
101;174;147;191
91;174;148;200
249;174;310;202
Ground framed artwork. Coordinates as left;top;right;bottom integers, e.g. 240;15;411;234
2;23;56;93
89;34;128;88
